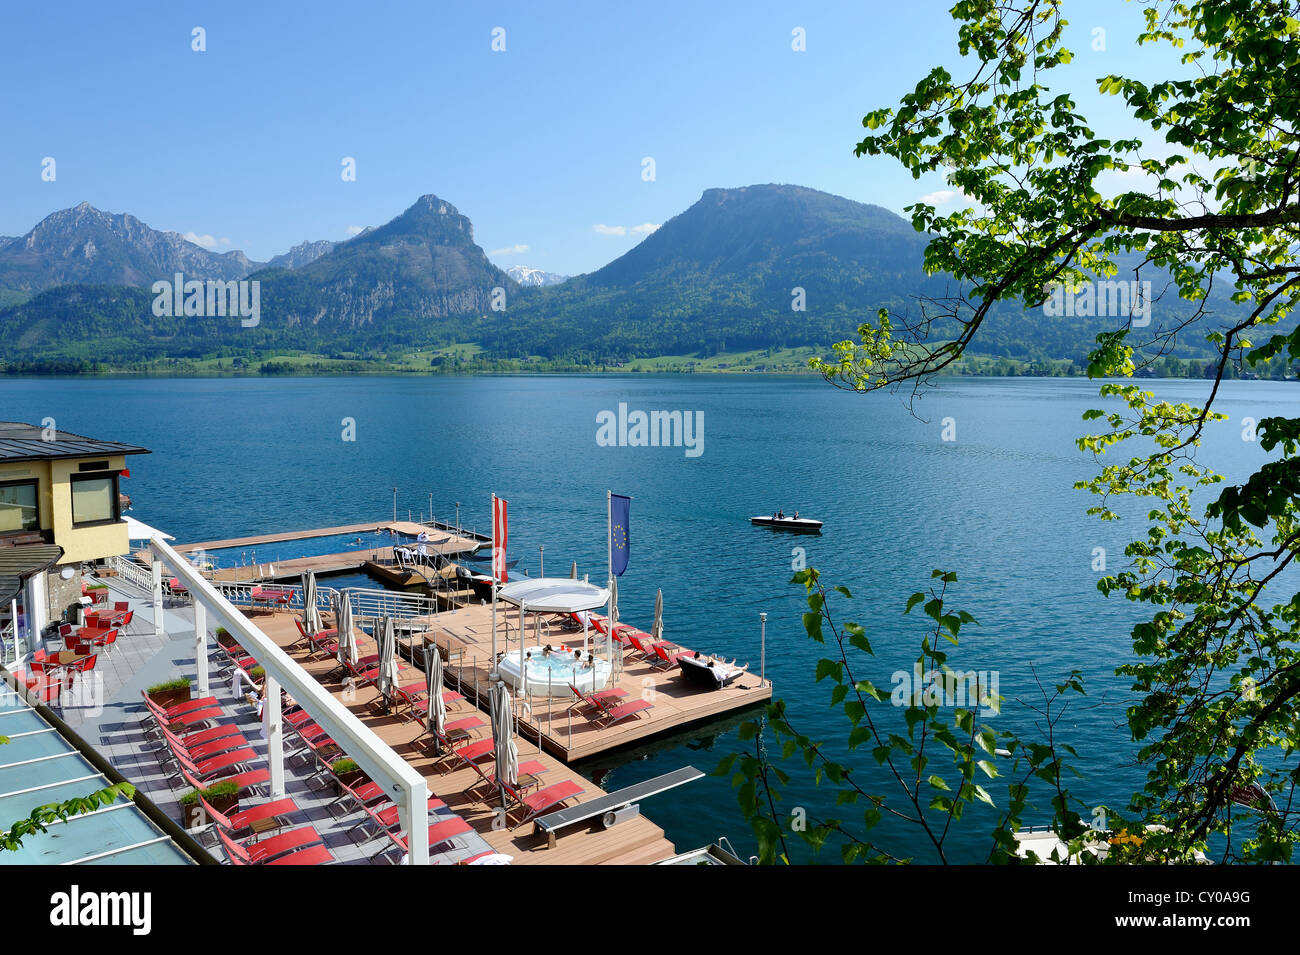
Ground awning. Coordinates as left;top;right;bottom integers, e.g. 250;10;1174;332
0;544;63;606
496;577;610;613
123;516;175;541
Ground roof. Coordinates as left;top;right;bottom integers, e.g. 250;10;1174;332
0;680;210;866
0;421;151;464
497;577;611;613
0;543;63;605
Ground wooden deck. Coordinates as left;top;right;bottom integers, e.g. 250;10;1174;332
154;520;482;585
175;521;482;555
256;611;678;864
396;602;771;762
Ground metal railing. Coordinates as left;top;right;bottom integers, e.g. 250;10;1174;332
345;587;438;621
107;554;153;592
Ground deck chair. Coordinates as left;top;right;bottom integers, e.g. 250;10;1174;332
509;780;585;829
217;826;328;865
199;793;300;842
593;698;653;727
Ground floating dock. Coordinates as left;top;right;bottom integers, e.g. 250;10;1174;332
156;520;485;586
392;602;771;762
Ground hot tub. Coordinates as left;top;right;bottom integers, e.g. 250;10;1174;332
499;645;614;698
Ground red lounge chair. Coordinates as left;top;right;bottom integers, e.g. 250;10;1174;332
511;781;584;828
152;705;226;732
266;845;335;865
567;683;628;716
180;766;269;800
217;826;326;865
467;760;549;804
163;727;252;763
652;643;692;670
375;816;474;863
594;699;653;726
177;747;262;783
142;691;220;718
200;793;300;839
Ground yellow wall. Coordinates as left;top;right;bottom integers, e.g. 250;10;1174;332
0;454;130;564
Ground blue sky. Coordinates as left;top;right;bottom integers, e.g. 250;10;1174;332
1;1;1184;275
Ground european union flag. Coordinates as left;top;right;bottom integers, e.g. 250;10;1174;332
611;493;631;577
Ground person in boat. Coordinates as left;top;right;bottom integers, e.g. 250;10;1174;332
777;509;785;519
793;511;799;520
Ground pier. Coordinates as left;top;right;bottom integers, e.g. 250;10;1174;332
153;520;485;587
393;602;771;762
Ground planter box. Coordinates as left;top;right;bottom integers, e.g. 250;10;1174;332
183;794;238;829
147;686;191;710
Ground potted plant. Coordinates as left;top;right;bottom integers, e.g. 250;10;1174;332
179;780;240;828
145;678;191;709
330;757;365;792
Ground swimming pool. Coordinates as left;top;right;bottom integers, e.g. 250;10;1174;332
202;528;397;570
499;645;614;698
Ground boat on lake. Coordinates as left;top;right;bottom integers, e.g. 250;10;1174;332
749;514;823;533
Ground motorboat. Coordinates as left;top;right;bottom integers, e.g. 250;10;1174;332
749;514;822;533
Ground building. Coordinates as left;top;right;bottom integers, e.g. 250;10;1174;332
0;421;149;664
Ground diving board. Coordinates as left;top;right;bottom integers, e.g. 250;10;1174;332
533;765;703;848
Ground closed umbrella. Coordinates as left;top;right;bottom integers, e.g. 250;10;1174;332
652;588;663;643
336;590;357;668
424;641;447;749
491;681;518;812
569;561;578;579
301;571;321;634
378;616;401;704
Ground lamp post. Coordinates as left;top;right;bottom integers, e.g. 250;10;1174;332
760;612;767;686
539;545;544;578
455;502;461;538
391;488;397;523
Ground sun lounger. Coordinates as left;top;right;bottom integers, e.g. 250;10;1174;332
218;826;327;865
510;780;584;829
200;794;300;840
593;699;653;726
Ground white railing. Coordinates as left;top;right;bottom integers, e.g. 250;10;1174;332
346;587;438;621
107;554;154;592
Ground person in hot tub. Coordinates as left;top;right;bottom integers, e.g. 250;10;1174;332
579;652;596;671
542;645;553;658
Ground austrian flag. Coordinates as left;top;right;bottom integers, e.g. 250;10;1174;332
493;494;509;583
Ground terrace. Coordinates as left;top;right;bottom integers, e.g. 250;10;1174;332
5;535;753;864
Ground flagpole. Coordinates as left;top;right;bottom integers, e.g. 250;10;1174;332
607;490;613;675
491;493;498;676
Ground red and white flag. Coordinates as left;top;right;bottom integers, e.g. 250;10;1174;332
492;495;509;583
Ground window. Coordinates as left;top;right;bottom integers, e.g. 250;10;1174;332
0;480;39;532
70;473;117;526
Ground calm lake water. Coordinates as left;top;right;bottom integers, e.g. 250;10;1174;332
3;373;1294;862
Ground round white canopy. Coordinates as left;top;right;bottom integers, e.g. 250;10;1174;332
496;577;610;613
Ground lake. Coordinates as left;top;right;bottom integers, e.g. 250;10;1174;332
3;373;1292;861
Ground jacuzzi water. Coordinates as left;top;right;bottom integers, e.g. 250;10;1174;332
499;644;614;697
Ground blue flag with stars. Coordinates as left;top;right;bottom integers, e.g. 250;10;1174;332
611;493;630;577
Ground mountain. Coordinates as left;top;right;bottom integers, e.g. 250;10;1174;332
265;239;335;271
506;265;568;287
485;184;939;358
248;194;513;331
0;185;1268;371
0;202;261;295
